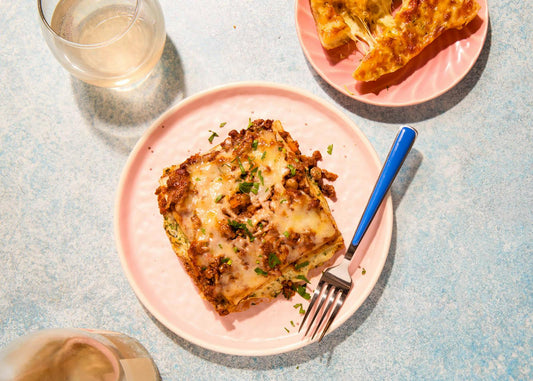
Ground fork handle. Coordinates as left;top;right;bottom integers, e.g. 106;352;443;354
345;126;417;260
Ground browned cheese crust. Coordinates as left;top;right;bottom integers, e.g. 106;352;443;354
353;0;481;81
309;0;481;81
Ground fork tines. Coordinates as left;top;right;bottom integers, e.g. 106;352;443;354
299;280;348;341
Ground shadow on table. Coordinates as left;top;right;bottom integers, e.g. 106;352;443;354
312;21;492;125
71;36;185;155
147;150;422;369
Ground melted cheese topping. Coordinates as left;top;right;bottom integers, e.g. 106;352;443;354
181;131;337;304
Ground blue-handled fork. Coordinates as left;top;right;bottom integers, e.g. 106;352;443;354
299;126;417;341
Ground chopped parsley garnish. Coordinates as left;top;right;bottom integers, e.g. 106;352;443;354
327;144;333;155
296;285;311;300
362;268;367;275
218;244;223;249
254;267;268;276
257;170;264;185
228;219;255;241
252;139;258;150
219;122;227;128
290;320;295;327
294;261;309;270
287;164;296;177
200;227;206;235
247;219;253;227
280;199;287;204
233;246;239;253
247;118;253;128
284;327;290;333
208;130;219;143
221;257;232;265
296;274;310;283
251;182;260;195
293;303;306;314
283;231;289;238
268;253;281;269
214;194;224;203
238;181;254;193
261;151;267;160
236;157;246;175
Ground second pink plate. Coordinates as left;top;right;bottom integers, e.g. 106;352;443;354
114;82;393;356
295;0;489;106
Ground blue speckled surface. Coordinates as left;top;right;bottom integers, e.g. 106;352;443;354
1;1;531;379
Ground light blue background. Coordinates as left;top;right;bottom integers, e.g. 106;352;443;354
1;1;531;379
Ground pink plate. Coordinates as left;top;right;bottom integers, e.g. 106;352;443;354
114;82;393;356
295;0;489;106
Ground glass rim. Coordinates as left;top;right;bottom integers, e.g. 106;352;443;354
37;0;142;49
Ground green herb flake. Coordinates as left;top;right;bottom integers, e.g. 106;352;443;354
214;194;224;203
221;257;232;264
283;231;289;238
247;219;253;227
257;170;264;185
287;164;296;177
255;267;268;276
236;157;246;175
268;253;281;269
293;303;306;314
238;181;254;193
327;144;333;155
208;130;219;144
228;219;255;242
296;285;311;300
296;274;310;284
247;118;253;128
200;227;206;235
261;151;267;160
251;182;260;195
284;327;290;333
219;122;227;128
294;261;309;270
252;139;258;150
233;246;239;253
362;268;367;275
290;320;295;327
218;244;223;249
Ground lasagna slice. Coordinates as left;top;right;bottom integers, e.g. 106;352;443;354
155;119;345;316
309;0;480;82
353;0;481;81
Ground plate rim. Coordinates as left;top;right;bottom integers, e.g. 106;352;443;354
114;81;393;356
294;0;489;107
